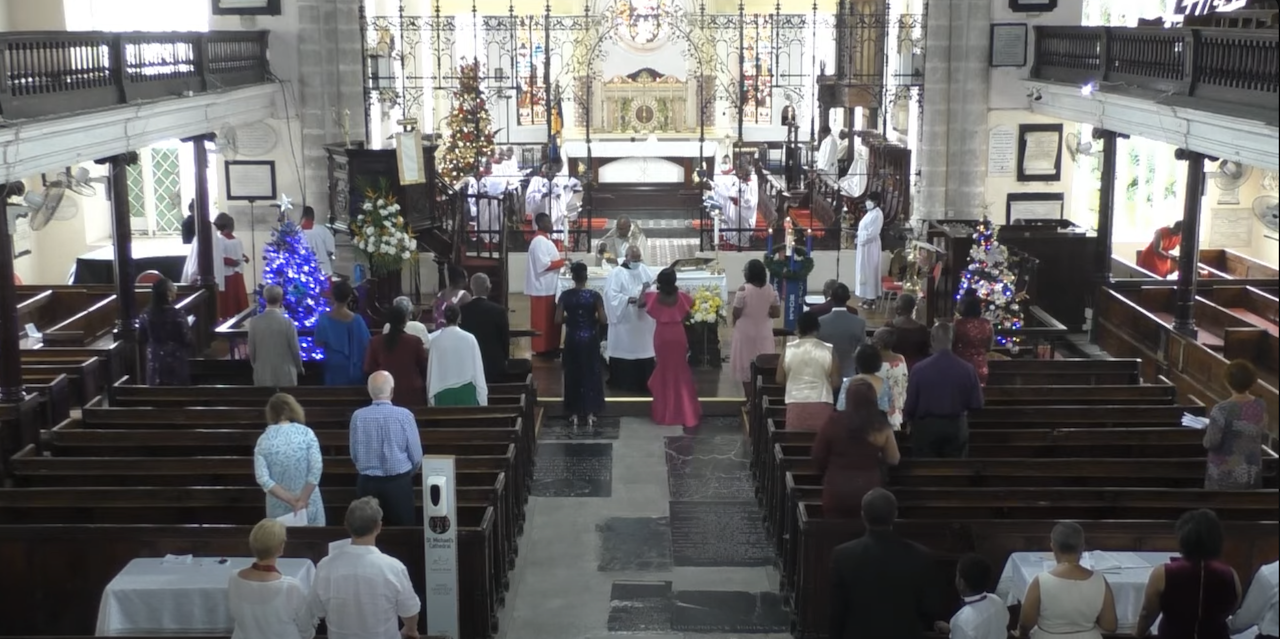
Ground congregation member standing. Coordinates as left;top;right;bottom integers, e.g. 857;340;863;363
729;259;781;398
889;293;931;370
254;393;324;525
828;489;936;638
1018;522;1118;639
853;192;883;309
227;519;315;639
427;304;489;407
306;497;421;639
953;291;994;386
349;372;422;527
818;284;867;385
137;277;192;386
1136;509;1242;639
776;311;838;430
459;273;510;382
1204;359;1269;489
602;245;657;392
806;279;849;318
432;265;471;331
383;296;431;346
872;327;909;430
814;379;899;519
365;305;427;409
1229;559;1279;639
248;285;304;387
934;554;1008;639
836;344;891;414
525;212;567;356
557;262;606;426
903;322;983;458
300;206;335;277
314;281;370;386
642;268;701;430
215;212;251;320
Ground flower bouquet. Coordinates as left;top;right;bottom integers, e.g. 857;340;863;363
686;285;727;326
684;284;725;369
353;184;417;277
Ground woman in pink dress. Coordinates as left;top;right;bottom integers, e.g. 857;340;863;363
954;292;994;386
729;259;781;397
642;268;701;430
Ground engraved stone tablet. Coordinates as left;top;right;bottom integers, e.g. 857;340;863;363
668;500;774;567
539;415;621;441
606;580;674;633
597;517;672;572
665;435;753;501
531;442;613;497
671;589;788;633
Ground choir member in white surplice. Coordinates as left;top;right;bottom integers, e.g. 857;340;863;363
716;165;759;247
815;125;839;177
477;166;508;245
603;245;657;392
525;159;580;247
839;135;870;198
855;191;884;308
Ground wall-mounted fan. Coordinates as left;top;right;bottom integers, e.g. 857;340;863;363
9;182;80;232
1212;160;1253;191
1064;131;1097;163
1252;194;1279;233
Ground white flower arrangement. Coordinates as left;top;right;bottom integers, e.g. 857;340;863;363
354;186;417;276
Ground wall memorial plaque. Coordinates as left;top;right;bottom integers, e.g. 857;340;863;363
531;442;613;497
669;500;774;567
990;23;1029;67
988;125;1017;178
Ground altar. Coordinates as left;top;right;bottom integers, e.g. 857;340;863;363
563;138;718;186
557;266;727;301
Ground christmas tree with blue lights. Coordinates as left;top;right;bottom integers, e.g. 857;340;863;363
257;212;329;360
956;218;1023;344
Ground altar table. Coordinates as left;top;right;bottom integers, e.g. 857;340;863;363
998;551;1168;633
95;557;316;636
557;267;727;302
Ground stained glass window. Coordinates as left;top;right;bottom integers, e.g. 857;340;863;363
741;16;773;124
516;18;546;126
614;0;671;47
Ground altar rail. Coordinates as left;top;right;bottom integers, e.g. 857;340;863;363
0;31;270;121
1031;26;1278;113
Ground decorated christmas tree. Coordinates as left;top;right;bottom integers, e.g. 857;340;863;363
437;59;496;183
257;211;330;360
955;218;1023;344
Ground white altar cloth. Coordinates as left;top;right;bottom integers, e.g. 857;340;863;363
95;557;316;636
562;139;718;158
558;267;727;302
998;551;1173;634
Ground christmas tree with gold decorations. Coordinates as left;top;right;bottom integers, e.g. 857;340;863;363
437;59;496;183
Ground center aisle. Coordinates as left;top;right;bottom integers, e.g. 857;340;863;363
496;414;791;639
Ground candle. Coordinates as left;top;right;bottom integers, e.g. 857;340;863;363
713;214;721;249
806;228;813;254
766;233;773;255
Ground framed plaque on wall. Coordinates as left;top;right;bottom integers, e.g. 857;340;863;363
1016;123;1064;182
1006;192;1065;224
212;0;282;16
990;24;1029;67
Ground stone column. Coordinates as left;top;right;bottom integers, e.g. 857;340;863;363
0;186;23;403
1094;129;1119;287
1173;149;1205;337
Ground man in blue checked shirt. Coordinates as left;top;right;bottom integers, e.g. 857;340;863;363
350;371;423;526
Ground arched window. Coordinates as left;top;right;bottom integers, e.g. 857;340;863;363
516;17;547;126
741;16;773;124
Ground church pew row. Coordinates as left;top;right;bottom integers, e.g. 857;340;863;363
1200;286;1280;333
20;343;126;399
0;522;500;638
14;287;113;337
19;373;72;432
788;513;1279;639
37;288;214;349
182;358;539;395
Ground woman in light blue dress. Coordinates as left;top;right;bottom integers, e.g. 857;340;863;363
253;393;325;525
313;281;370;385
836;344;893;415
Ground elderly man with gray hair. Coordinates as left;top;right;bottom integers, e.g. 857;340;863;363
382;296;430;350
305;497;421;639
459;272;512;382
247;284;304;387
349;371;422;527
902;321;984;458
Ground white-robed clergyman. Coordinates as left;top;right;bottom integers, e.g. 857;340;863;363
716;166;759;247
595;215;646;266
477;169;508;245
525;158;580;247
855;191;885;307
602;245;657;392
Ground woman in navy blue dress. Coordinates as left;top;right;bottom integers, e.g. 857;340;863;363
556;261;606;428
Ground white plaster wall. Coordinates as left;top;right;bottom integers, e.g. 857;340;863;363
983;110;1078;224
987;0;1084;110
12;163;115;285
5;0;66;29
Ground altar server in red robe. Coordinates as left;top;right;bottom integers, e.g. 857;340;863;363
525;212;566;355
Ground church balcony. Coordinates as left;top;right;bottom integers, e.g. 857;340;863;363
1027;26;1279;169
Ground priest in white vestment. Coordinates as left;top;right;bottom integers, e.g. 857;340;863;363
836;129;849;163
181;218;226;291
596;216;646;266
815;125;839;177
717;165;759;247
477;167;508;246
839;136;870;198
602;245;657;392
855;191;884;308
525;159;580;247
525;212;566;354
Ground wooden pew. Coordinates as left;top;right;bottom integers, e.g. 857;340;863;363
1202;286;1280;335
19;373;72;429
1199;248;1280;280
19;343;126;397
14;287;114;340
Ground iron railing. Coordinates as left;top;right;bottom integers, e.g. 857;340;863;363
0;30;270;121
1032;26;1278;112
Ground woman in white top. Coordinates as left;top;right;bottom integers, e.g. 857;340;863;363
228;519;315;639
1019;522;1119;639
776;311;840;431
426;303;489;406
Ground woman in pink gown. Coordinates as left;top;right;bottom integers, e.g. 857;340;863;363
729;259;781;397
642;268;701;430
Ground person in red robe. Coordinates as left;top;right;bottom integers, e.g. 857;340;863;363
1137;220;1183;278
525;212;566;356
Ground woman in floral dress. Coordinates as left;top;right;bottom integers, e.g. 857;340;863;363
253;393;325;525
870;327;908;430
1204;360;1269;489
137;277;193;386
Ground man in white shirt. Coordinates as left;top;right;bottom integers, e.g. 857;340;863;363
1231;560;1279;639
300;206;336;276
524;212;565;355
305;497;420;639
815;125;838;176
602;245;656;392
935;554;1008;639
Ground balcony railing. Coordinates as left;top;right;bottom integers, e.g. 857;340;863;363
0;30;269;121
1032;26;1278;113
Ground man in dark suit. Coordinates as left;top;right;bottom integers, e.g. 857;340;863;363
459;272;511;382
818;284;867;382
829;488;939;639
807;279;860;318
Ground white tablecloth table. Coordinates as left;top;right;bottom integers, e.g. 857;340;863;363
95;557;316;636
997;551;1170;633
557;268;727;302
